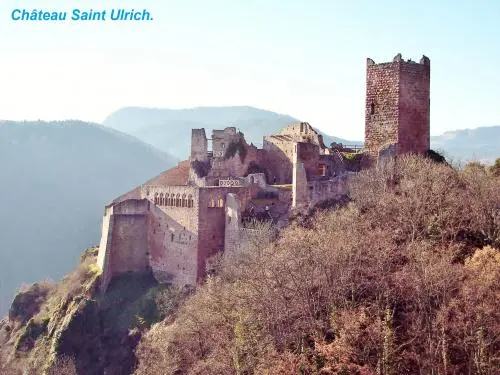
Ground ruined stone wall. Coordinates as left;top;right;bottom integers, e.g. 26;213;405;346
293;160;308;208
208;142;268;187
308;174;351;207
318;154;345;178
365;54;430;157
109;214;149;274
262;137;295;183
296;142;321;180
211;127;241;158
278;122;327;148
197;186;257;280
141;185;199;285
97;206;114;291
223;193;241;256
191;129;208;162
213;143;261;177
97;199;151;291
398;58;430;155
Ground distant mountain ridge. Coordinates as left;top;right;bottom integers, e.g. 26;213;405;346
103;106;361;158
104;106;498;164
430;125;500;164
0;120;176;315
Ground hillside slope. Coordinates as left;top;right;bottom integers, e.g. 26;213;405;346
0;121;176;315
103;106;361;158
1;156;498;375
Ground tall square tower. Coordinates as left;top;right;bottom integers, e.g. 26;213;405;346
365;53;430;156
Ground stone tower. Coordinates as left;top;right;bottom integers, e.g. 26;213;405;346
365;53;430;157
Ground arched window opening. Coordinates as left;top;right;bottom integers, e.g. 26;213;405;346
182;194;187;207
209;198;215;208
154;193;159;205
188;195;193;208
217;197;224;208
370;101;375;115
176;194;181;207
159;193;164;206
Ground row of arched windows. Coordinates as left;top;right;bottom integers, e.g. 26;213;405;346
208;197;224;208
154;193;194;208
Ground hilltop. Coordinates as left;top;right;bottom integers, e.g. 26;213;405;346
1;155;498;374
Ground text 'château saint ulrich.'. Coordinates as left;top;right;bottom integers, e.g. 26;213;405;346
11;8;153;22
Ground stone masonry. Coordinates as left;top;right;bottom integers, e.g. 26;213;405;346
365;53;430;157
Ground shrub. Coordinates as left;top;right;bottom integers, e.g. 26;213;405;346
191;159;211;178
134;155;500;375
224;139;247;162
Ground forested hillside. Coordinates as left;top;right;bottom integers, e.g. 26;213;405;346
135;156;500;374
1;156;498;375
0;121;176;316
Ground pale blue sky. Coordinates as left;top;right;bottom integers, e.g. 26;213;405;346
0;0;499;139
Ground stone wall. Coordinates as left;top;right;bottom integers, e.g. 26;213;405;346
308;174;351;208
197;185;257;280
365;54;430;157
365;57;400;156
109;214;149;274
141;185;199;285
296;142;321;180
97;199;151;291
293;161;308;208
191;129;208;162
206;142;269;186
212;127;241;158
398;57;430;154
223;193;242;256
97;206;114;291
277;122;327;149
263;136;295;183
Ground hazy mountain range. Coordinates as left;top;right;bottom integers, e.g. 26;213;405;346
0;120;176;315
0;107;498;315
104;106;499;164
430;126;500;164
103;106;362;159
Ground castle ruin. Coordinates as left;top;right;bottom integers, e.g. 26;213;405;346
97;54;431;290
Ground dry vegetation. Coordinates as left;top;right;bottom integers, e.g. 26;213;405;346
135;156;500;375
0;247;189;375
